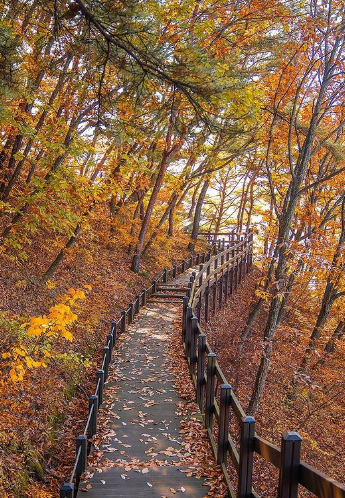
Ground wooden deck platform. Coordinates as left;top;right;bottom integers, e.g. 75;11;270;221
78;271;220;497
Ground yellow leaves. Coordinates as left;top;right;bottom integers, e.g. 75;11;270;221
60;328;73;342
255;288;271;302
13;347;27;357
10;364;24;383
26;316;49;337
45;279;56;289
72;289;85;301
25;356;44;369
6;286;90;382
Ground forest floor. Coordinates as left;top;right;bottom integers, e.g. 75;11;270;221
0;222;205;498
205;266;345;496
1;233;344;498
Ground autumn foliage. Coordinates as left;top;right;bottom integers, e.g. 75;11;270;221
1;0;345;496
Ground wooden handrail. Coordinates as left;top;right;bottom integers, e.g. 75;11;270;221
182;231;345;498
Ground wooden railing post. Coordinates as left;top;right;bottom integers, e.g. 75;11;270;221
120;310;126;334
88;395;98;438
142;289;147;306
107;334;113;357
196;253;200;265
190;316;198;376
238;416;255;498
212;276;217;313
152;279;157;294
103;346;110;380
163;268;168;283
111;320;117;347
219;271;223;309
182;295;189;342
205;282;210;323
197;294;202;321
278;432;302;498
97;369;104;405
173;265;177;278
217;384;231;465
135;295;140;314
189;255;193;268
185;307;193;360
230;243;235;294
224;266;229;302
205;353;216;430
243;234;248;275
199;264;203;286
249;229;254;268
128;303;133;324
196;333;206;409
238;238;243;283
76;435;87;478
234;250;238;291
60;483;74;498
182;259;186;272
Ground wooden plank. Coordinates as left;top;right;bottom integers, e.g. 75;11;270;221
299;461;345;498
254;435;281;468
228;436;240;471
152;293;186;298
231;392;246;421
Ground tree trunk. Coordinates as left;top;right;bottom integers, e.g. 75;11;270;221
168;205;174;236
1;54;73;201
188;179;209;252
188;179;202;218
141;193;178;258
311;321;345;370
128;194;143;254
131;112;183;272
247;47;335;414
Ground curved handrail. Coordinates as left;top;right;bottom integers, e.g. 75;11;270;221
182;231;345;498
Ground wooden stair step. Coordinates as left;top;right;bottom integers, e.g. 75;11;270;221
157;283;187;287
157;287;187;292
148;299;183;304
152;293;186;299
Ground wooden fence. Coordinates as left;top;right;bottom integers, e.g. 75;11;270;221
182;228;345;498
59;245;217;498
199;230;246;245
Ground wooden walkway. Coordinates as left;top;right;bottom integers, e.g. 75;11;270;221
78;270;223;497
